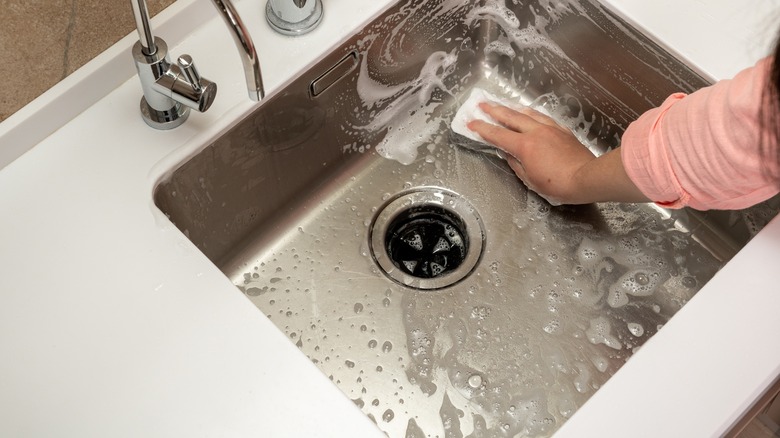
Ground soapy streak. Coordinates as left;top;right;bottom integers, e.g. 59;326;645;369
466;0;567;58
359;0;673;165
352;44;459;164
356;50;457;131
376;0;468;65
355;0;583;165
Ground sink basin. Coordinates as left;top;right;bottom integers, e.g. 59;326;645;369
154;0;779;436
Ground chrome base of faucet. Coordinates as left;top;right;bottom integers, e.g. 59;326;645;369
131;0;263;125
266;0;323;36
140;97;190;130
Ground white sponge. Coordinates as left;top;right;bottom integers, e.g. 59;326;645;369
450;88;527;158
450;88;563;206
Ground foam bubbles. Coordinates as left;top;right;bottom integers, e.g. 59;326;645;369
485;39;516;58
355;48;458;165
607;269;660;308
627;322;645;337
585;317;622;350
573;362;591;393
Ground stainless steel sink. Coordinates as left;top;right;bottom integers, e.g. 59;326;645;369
154;0;779;436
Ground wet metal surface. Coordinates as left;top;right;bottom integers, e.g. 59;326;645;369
154;0;779;436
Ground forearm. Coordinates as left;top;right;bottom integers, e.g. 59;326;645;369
570;148;649;204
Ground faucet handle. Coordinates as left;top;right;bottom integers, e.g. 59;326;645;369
178;55;203;92
162;54;216;112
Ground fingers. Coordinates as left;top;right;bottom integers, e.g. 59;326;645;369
506;155;528;181
478;103;538;133
479;102;563;131
467;119;526;157
516;107;562;129
467;119;532;186
465;119;530;184
467;103;543;158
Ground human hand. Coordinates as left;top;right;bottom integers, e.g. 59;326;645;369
467;102;597;204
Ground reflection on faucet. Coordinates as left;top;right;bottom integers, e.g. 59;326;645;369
266;0;323;36
130;0;264;130
211;0;265;101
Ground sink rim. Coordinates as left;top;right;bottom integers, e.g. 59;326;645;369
149;0;780;434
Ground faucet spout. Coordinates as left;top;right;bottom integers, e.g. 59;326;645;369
130;0;157;55
210;0;265;101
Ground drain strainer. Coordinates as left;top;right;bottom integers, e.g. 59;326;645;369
369;188;485;290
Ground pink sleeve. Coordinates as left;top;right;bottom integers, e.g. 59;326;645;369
620;57;780;210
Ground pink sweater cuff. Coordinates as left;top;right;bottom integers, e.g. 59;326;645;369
620;57;780;210
621;93;690;209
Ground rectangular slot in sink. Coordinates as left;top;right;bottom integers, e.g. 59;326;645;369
154;0;779;436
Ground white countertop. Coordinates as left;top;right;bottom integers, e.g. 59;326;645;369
0;0;778;437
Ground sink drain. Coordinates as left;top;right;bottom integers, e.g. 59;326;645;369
386;205;467;279
369;188;484;290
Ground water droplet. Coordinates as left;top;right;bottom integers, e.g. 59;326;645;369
244;287;265;296
467;374;483;388
354;303;364;314
382;341;393;353
543;319;560;334
627;322;645;337
634;272;649;285
682;276;697;288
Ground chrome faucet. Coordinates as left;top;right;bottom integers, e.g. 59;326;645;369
211;0;265;100
130;0;264;130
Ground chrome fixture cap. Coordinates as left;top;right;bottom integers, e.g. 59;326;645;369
266;0;323;36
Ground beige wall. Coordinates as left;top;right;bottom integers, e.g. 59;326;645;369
0;0;174;122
